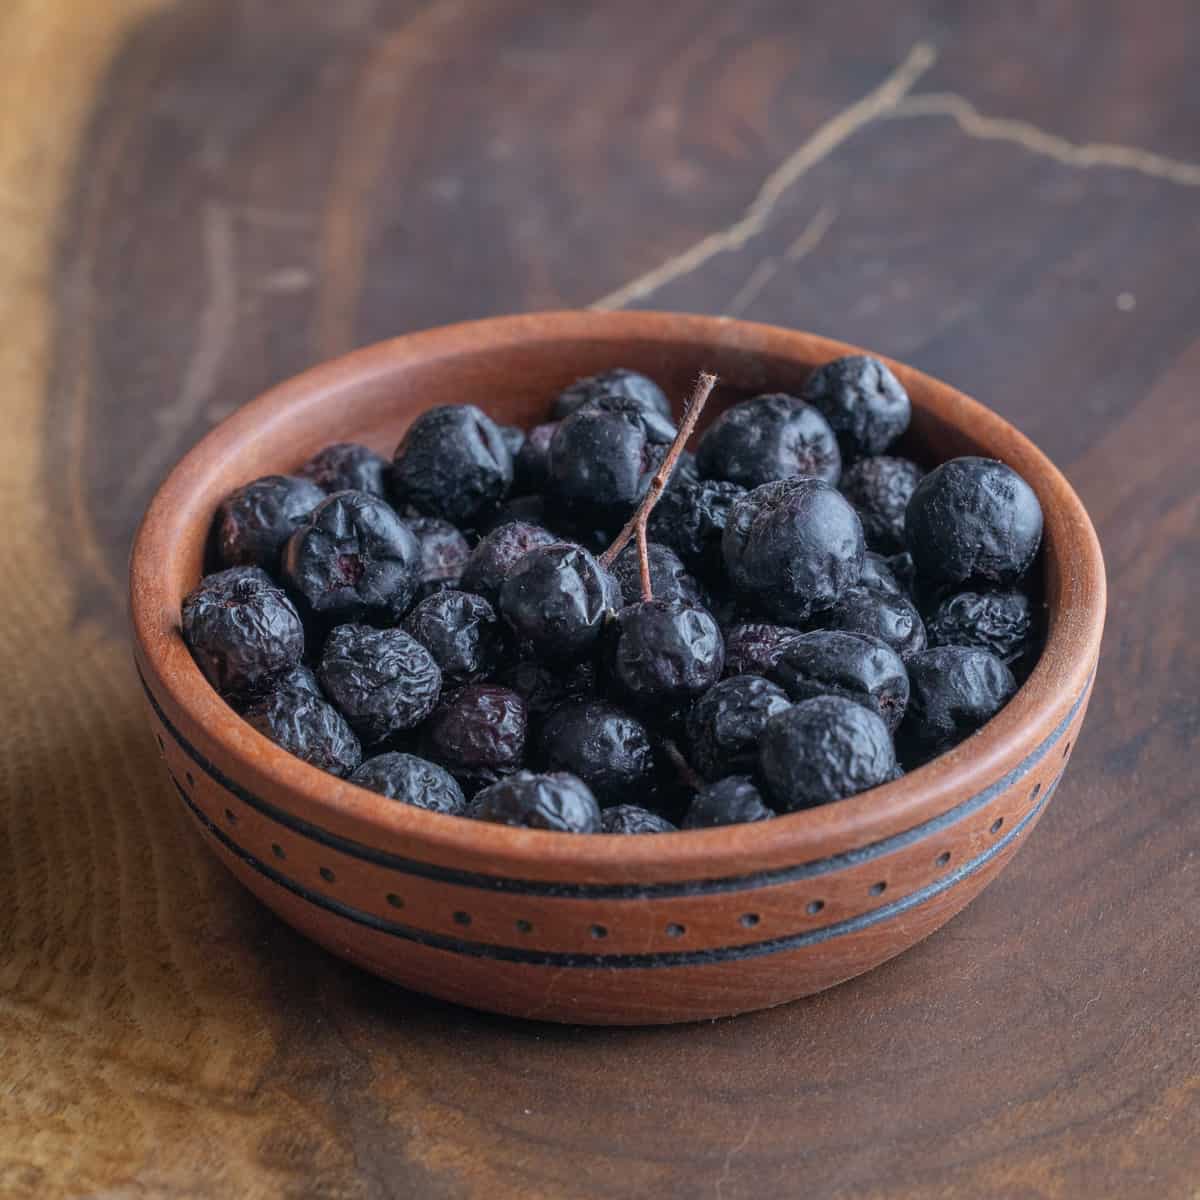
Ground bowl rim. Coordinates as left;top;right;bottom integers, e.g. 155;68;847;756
129;309;1105;882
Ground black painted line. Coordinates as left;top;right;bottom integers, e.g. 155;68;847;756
171;771;1059;968
140;664;1088;900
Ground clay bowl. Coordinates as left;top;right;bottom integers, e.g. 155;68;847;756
130;311;1105;1025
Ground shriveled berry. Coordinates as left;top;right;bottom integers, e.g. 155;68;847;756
182;566;305;698
403;590;500;682
926;590;1035;665
460;521;558;606
423;685;527;792
497;659;597;723
769;630;909;731
859;551;903;596
905;457;1043;588
611;541;706;608
601;804;677;834
407;517;470;596
648;473;745;576
539;700;654;806
499;543;620;660
686;674;792;779
349;752;466;815
272;664;322;698
696;392;841;488
817;586;927;659
391;404;513;525
470;771;601;833
682;776;774;828
723;479;864;623
216;474;324;572
282;491;420;624
513;421;558;494
803;355;910;460
722;622;803;678
759;695;896;812
840;456;924;554
899;646;1017;760
318;624;441;745
244;684;362;776
606;600;724;706
552;367;671;423
298;442;388;497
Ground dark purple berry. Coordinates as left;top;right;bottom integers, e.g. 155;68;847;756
905;457;1043;589
403;590;500;682
499;543;620;660
216;474;324;572
318;624;441;745
349;751;467;815
768;630;909;732
685;674;792;779
182;566;305;698
817;586;927;659
606;600;724;707
696;392;841;489
759;696;896;812
469;771;601;833
601;804;677;834
298;442;388;497
682;777;774;828
722;622;803;678
926;590;1035;665
423;685;527;793
648;473;745;575
243;684;362;777
723;479;864;623
406;517;471;596
552;367;671;423
840;455;924;554
272;664;323;698
611;541;706;608
538;700;654;806
513;422;558;494
282;491;421;624
803;355;910;460
390;405;513;525
460;521;558;606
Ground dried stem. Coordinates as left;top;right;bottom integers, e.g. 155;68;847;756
662;738;706;794
600;371;718;583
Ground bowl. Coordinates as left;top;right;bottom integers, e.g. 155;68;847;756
129;311;1105;1025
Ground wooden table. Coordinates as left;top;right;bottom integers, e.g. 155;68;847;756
3;2;1197;1196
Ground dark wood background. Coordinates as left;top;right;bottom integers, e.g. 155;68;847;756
3;1;1197;1196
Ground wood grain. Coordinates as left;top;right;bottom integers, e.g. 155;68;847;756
3;0;1198;1195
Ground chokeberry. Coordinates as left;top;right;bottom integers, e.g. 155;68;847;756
601;804;678;834
722;622;803;678
816;585;927;659
723;478;864;623
685;674;792;779
460;521;558;606
552;367;672;423
647;473;745;576
244;684;362;777
469;771;601;833
513;421;558;494
759;695;896;812
803;355;910;460
349;751;467;815
605;600;724;707
282;491;421;624
926;590;1035;666
611;541;706;608
216;474;324;573
318;624;441;745
423;684;527;793
298;442;389;497
696;392;841;489
390;404;513;525
682;776;774;828
406;516;471;596
538;700;654;806
839;455;924;554
403;589;500;682
182;566;305;698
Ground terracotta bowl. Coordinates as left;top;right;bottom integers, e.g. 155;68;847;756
129;311;1105;1025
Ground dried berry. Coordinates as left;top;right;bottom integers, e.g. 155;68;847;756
601;804;677;834
407;516;471;596
817;585;927;660
470;770;601;833
682;776;774;828
803;355;910;460
244;684;362;776
403;589;500;682
298;442;389;497
605;600;724;707
460;521;558;606
423;684;527;793
538;700;654;806
759;695;897;812
926;590;1035;665
722;622;803;678
839;455;924;554
182;566;305;698
552;367;671;423
611;541;706;608
216;474;324;572
349;752;466;815
685;674;792;779
318;624;441;745
647;473;745;575
696;392;841;488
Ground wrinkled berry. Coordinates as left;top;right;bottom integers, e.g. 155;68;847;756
298;442;388;497
648;473;745;576
272;664;323;698
686;674;792;779
423;684;527;793
470;770;601;833
539;700;654;806
513;421;558;494
552;367;671;423
182;566;305;698
606;600;724;707
899;646;1017;760
696;392;841;488
601;804;677;834
840;456;924;554
803;355;910;460
391;405;513;525
499;543;621;660
722;622;803;678
682;776;774;828
723;478;864;623
926;590;1035;665
759;695;896;811
403;590;500;682
817;585;927;659
244;684;362;776
318;624;441;745
769;630;909;731
497;659;597;723
460;521;558;606
283;491;420;624
216;475;324;572
349;752;466;815
905;457;1043;588
407;517;471;596
611;541;706;608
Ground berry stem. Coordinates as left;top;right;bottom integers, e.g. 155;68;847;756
600;371;717;580
662;738;706;794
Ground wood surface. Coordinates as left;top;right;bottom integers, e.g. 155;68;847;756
1;0;1197;1195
